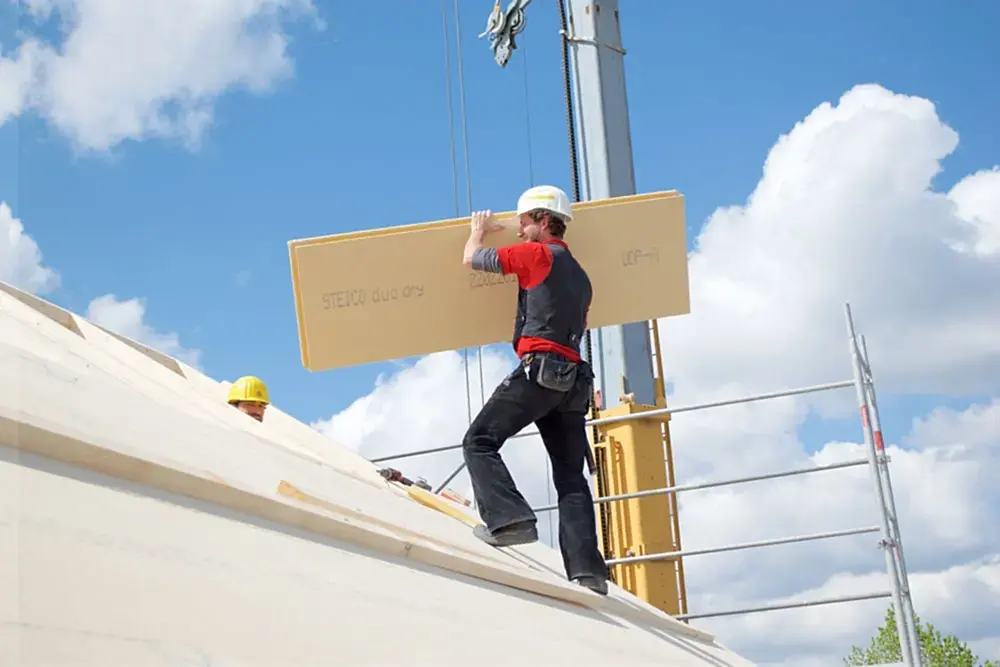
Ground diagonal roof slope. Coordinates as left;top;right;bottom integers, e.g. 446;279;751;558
0;279;757;666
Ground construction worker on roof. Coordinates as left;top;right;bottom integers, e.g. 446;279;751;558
227;375;269;423
461;184;609;596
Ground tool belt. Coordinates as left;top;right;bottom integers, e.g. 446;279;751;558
522;352;593;393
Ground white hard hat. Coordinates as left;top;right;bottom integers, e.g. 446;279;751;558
516;185;573;222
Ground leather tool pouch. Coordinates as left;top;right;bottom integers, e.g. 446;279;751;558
533;354;579;392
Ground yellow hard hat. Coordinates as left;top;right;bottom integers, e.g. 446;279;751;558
228;376;270;405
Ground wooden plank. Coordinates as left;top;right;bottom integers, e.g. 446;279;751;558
276;480;514;569
404;484;480;527
289;191;689;371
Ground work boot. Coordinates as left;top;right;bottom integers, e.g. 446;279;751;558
572;575;609;596
473;521;538;547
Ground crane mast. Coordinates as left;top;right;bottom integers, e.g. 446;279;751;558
480;0;688;617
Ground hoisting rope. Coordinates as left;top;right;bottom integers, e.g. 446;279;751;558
521;42;536;187
521;40;552;543
452;0;490;416
433;0;491;496
478;2;596;470
556;0;599;449
556;0;589;378
441;0;487;432
557;0;613;570
439;0;474;430
433;1;587;516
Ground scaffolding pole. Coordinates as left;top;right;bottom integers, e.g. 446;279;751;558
846;305;923;666
859;335;922;661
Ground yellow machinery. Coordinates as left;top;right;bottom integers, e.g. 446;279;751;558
590;319;688;617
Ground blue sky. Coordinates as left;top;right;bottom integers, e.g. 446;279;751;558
3;0;998;432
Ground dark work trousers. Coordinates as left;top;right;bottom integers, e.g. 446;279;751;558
461;352;609;581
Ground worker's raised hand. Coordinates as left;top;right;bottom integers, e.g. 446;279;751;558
471;209;503;237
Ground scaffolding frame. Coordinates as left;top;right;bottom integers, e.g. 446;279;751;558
371;304;923;666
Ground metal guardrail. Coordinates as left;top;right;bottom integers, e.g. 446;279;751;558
676;590;893;621
605;526;880;567
366;304;923;664
531;457;873;513
371;379;855;464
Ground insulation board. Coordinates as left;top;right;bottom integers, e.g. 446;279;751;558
289;191;690;371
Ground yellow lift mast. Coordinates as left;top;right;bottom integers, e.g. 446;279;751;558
589;320;687;617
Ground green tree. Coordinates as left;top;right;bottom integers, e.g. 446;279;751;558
845;605;999;667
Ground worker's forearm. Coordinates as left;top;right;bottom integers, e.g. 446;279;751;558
463;232;485;265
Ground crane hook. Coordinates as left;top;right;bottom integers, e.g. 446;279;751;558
477;0;533;68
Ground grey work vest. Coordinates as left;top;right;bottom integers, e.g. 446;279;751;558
512;242;592;356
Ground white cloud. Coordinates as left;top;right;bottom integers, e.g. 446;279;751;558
0;201;60;294
1;0;322;151
312;84;1000;665
86;293;202;367
0;41;42;125
658;84;1000;405
949;167;1000;257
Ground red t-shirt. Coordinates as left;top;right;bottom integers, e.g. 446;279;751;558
496;240;584;362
